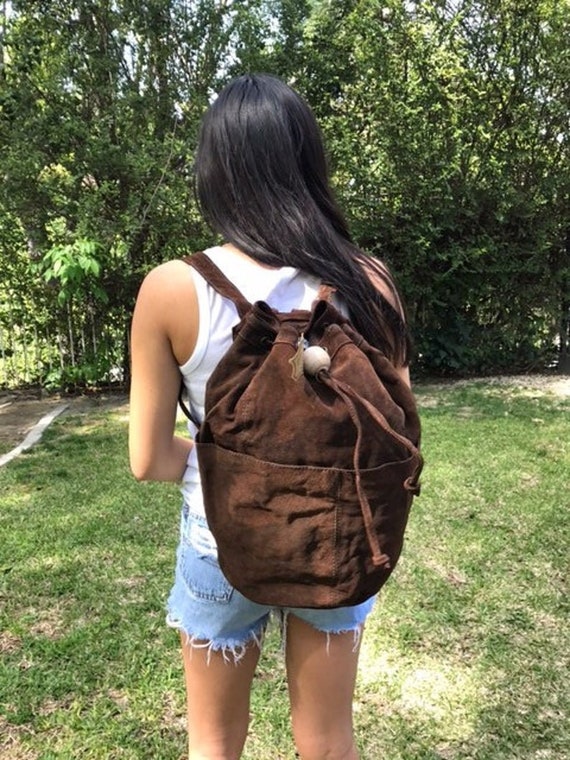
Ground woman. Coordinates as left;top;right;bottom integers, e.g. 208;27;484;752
129;73;412;760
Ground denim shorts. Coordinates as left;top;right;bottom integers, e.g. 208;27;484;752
166;509;376;661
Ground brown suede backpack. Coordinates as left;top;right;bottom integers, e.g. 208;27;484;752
179;252;423;609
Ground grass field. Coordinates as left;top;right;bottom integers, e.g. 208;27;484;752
1;381;568;759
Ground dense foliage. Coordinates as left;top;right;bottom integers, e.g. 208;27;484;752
0;0;568;385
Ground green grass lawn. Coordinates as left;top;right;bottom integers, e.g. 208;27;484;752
1;382;568;759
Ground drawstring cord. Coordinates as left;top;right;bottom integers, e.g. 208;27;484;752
319;371;423;568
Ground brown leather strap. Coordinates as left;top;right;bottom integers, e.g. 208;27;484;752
184;251;336;316
182;252;251;319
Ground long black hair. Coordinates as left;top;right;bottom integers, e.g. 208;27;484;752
194;73;410;365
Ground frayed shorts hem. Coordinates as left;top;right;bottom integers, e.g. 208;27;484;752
166;612;268;663
166;528;376;664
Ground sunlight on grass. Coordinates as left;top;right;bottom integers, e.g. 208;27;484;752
356;634;482;748
397;663;477;721
1;382;568;759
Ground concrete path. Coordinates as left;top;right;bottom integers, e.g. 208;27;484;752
0;404;69;468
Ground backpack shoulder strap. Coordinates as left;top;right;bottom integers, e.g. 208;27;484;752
182;251;251;319
184;251;336;314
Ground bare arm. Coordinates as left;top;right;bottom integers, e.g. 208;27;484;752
128;261;197;481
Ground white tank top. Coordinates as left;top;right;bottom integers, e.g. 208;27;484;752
178;246;344;527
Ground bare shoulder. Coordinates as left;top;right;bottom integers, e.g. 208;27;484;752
132;259;198;363
135;260;196;319
137;259;194;299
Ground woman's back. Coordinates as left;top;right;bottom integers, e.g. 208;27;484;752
178;244;344;424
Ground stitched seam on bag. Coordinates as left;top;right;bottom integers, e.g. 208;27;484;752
196;443;415;473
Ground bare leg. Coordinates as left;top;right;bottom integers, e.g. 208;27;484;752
285;615;362;760
180;633;261;760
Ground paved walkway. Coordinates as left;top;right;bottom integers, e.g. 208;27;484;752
0;392;128;468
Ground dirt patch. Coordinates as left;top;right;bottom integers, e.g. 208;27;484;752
0;631;22;655
0;389;128;456
415;373;570;409
417;374;570;397
0;717;39;760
